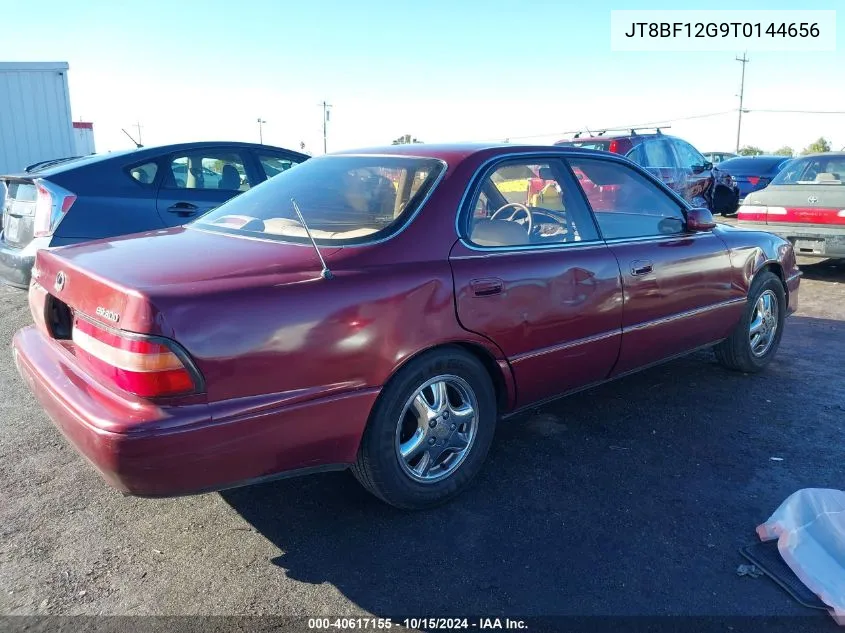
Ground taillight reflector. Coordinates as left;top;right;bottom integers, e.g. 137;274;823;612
72;317;198;398
33;179;76;237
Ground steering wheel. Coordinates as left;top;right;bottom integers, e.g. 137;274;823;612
490;202;534;235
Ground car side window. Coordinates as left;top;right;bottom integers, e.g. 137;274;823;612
567;157;686;240
467;159;599;248
642;140;675;169
258;154;302;180
164;152;251;191
674;140;706;169
128;162;158;185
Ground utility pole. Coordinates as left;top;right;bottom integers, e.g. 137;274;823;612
319;101;332;154
735;52;749;153
257;118;266;144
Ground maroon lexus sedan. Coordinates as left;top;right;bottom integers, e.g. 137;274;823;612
13;144;800;509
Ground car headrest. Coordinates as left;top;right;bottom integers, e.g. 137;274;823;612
219;164;241;190
470;219;530;247
816;172;840;182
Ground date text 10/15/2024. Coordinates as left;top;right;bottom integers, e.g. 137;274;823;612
307;618;528;630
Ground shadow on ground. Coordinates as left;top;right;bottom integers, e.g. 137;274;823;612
221;316;844;622
798;259;845;282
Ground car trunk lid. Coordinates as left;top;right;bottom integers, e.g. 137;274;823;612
740;184;845;226
31;226;339;335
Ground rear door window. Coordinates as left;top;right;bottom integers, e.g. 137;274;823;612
164;152;251;192
626;144;646;166
642;140;676;168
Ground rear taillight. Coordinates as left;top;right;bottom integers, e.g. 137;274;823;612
608;140;619;153
746;176;760;185
33;179;76;237
737;204;787;223
72;317;201;398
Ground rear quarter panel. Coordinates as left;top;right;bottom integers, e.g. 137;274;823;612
50;161;163;242
148;251;511;409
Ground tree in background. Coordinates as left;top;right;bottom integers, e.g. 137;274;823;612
773;146;794;157
392;134;423;145
801;137;831;155
738;145;764;156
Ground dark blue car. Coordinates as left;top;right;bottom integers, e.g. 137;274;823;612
1;141;308;287
716;155;792;205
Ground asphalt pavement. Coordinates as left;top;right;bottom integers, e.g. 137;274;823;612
1;258;844;628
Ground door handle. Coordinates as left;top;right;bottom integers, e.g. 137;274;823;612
167;202;199;217
470;278;504;297
630;260;654;276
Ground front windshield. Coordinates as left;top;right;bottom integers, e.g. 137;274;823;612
194;155;444;244
771;155;845;185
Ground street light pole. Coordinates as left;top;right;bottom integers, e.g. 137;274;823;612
319;101;332;154
735;52;749;154
257;118;266;144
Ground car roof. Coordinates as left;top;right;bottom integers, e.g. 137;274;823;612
333;142;608;163
10;141;309;178
790;151;845;159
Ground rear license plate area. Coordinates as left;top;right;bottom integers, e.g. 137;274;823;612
4;216;20;242
793;238;825;255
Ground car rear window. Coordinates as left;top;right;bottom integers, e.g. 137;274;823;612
193;155;445;245
771;156;845;185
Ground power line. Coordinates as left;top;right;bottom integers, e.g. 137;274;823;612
745;108;845;114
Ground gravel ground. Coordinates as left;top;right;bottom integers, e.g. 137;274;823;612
0;258;844;626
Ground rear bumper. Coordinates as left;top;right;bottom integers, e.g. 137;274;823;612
13;325;379;497
740;222;845;259
0;236;51;288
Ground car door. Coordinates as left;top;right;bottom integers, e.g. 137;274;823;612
449;156;624;409
156;148;255;227
671;139;712;207
564;154;742;376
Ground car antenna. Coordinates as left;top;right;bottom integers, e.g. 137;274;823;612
121;128;143;148
290;197;333;280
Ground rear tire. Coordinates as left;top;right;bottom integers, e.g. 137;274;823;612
352;347;497;509
715;271;786;373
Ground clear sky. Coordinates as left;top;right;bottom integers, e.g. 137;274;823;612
1;0;842;155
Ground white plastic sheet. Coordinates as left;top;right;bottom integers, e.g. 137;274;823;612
757;488;845;624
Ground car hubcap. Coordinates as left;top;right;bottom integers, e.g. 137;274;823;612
749;290;779;357
395;375;479;483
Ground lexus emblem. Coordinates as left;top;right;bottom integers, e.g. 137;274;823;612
54;271;66;292
807;195;819;204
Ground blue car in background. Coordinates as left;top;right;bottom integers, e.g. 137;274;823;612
1;141;308;288
716;155;793;205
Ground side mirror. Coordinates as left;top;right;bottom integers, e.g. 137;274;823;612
691;163;707;174
686;207;716;232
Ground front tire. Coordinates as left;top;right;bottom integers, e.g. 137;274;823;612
352;347;497;509
715;271;786;373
